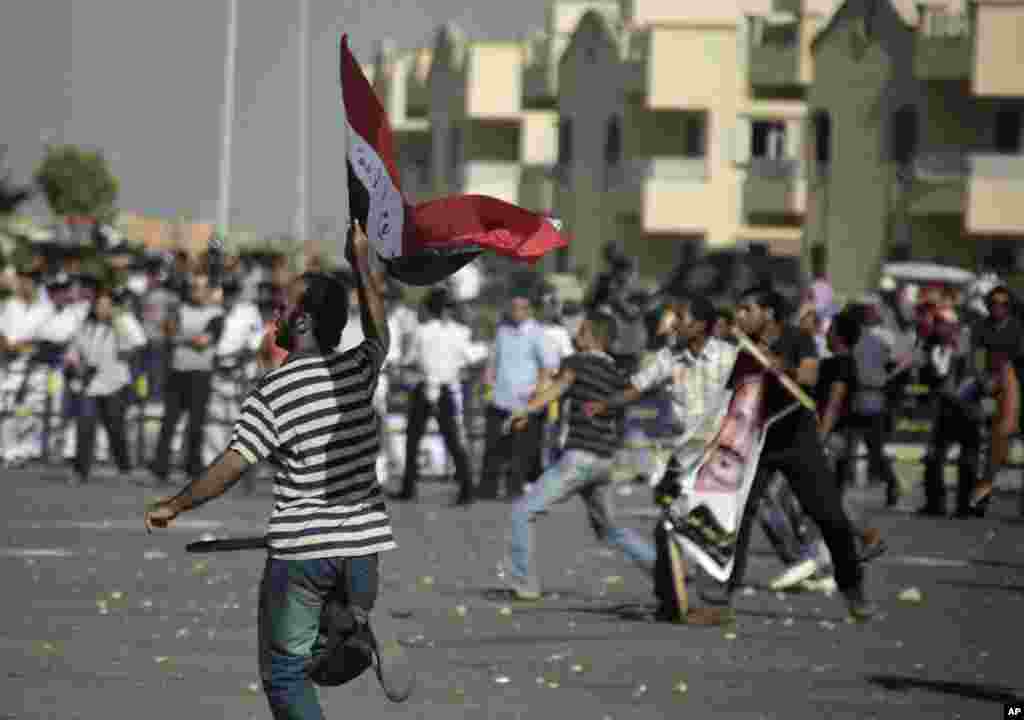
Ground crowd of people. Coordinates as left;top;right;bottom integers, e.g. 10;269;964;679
7;229;1021;715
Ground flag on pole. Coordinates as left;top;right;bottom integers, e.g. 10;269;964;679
340;35;568;285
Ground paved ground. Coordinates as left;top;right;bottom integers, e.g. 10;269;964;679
2;464;1023;720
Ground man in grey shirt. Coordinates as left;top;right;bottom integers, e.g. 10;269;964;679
148;273;223;484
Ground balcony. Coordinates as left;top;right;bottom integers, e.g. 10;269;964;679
914;8;972;81
607;157;712;233
607;156;707;188
742;157;806;219
457;161;522;204
748;17;801;91
967;154;1024;235
903;151;967;216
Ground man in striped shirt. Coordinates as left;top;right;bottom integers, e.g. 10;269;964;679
499;310;656;600
145;220;411;713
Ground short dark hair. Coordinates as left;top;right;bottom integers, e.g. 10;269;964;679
424;286;449;319
738;287;789;324
299;272;350;350
586;310;618;349
830;309;862;348
687;295;717;327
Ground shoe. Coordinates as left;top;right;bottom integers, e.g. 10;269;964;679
915;505;945;518
968;493;991;518
969;483;994;510
798;575;838;595
885;487;900;508
449;494;473;507
385;490;415;502
497;561;540;601
858;529;888;564
842;585;878;621
769;558;819;591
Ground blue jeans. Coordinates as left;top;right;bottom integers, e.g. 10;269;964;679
507;449;656;587
258;554;378;720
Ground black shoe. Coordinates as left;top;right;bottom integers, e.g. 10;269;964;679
885;487;900;508
969;494;991;518
842;585;878;621
915;505;945;517
857;531;888;564
449;494;473;507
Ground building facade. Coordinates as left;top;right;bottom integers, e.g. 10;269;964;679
804;0;1024;296
370;0;1022;293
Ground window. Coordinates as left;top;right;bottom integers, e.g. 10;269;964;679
995;108;1022;154
751;120;786;160
448;125;462;185
605;116;622;166
890;106;918;165
813;110;832;166
684;112;707;158
558;118;573;166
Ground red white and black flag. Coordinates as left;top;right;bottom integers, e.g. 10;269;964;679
340;35;568;285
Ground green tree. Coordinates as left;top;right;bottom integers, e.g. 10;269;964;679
0;146;32;217
34;144;119;223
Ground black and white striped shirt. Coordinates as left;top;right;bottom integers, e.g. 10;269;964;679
230;337;396;559
563;351;630;458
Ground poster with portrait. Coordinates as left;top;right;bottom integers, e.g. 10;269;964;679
668;351;803;583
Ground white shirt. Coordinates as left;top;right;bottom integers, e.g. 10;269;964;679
449;262;482;301
631;337;738;447
338;312;402;367
36;302;89;344
543;323;575;364
0;296;54;344
408;318;488;387
388;304;419;363
216;301;265;358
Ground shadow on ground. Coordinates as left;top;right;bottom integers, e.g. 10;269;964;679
867;675;1024;704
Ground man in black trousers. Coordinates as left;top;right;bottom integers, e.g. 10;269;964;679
389;287;485;505
719;288;876;620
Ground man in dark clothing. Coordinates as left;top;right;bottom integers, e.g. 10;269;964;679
723;289;875;620
919;306;981;517
970;285;1023;513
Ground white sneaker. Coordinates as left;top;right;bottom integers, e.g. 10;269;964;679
497;559;541;600
799;575;838;595
769;558;819;591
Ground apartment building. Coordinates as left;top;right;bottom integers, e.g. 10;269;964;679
804;0;1024;296
368;1;849;282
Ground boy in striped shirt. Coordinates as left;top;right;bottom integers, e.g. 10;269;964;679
145;220;412;711
500;310;656;600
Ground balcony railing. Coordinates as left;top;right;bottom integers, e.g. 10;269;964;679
747;156;800;179
903;150;967;216
913;150;968;181
606;157;708;188
970;153;1024;179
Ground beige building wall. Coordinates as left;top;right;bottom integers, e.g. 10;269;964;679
972;2;1024;97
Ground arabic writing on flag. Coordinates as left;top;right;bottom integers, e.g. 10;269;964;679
339;35;568;285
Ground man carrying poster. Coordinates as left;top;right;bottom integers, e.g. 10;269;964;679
714;289;875;620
